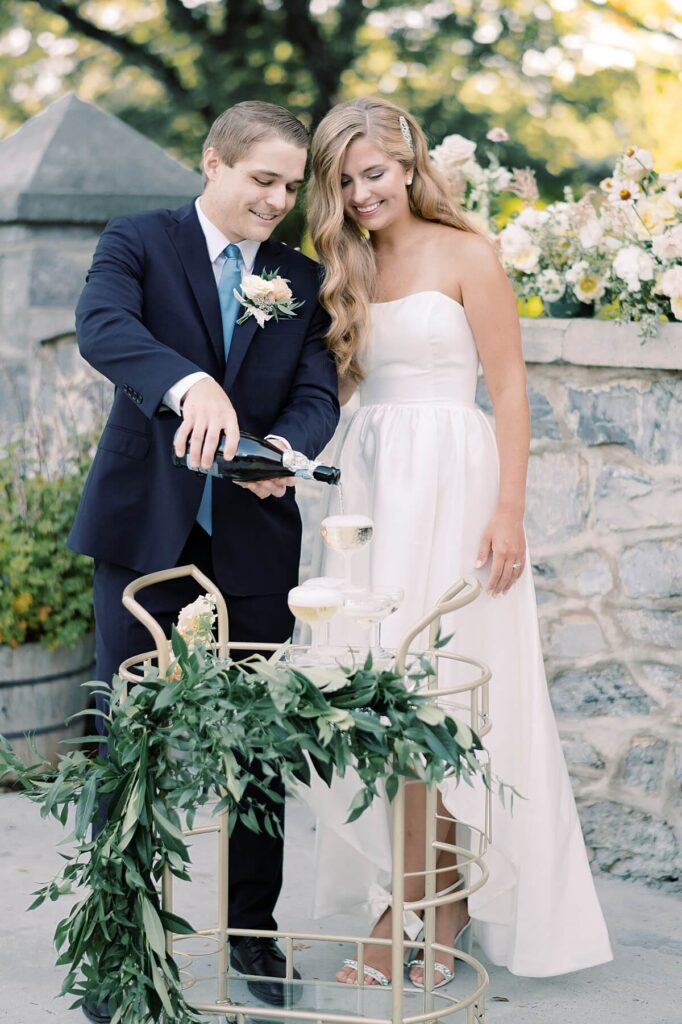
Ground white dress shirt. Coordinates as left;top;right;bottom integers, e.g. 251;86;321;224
162;198;289;449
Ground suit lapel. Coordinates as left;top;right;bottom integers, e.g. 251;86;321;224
224;240;279;393
168;205;225;369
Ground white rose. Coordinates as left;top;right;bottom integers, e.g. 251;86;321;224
431;133;478;168
665;176;682;208
499;222;533;254
536;268;566;302
670;295;682;321
486;127;509;143
507;245;541;273
579;217;604;249
565;259;589;285
621;146;654;180
516;206;549;230
241;275;274;301
658;265;682;297
652;224;682;260
612;246;655;291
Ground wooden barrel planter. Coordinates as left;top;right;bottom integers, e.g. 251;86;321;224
0;633;96;771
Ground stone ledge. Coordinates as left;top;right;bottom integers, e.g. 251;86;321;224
521;318;682;371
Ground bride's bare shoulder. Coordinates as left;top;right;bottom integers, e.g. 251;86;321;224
444;226;499;262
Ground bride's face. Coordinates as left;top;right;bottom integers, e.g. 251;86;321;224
340;137;411;231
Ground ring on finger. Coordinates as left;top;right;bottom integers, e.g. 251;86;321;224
511;561;522;569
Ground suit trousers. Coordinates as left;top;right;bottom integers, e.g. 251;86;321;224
93;522;295;931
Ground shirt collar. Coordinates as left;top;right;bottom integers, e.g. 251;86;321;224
195;197;260;272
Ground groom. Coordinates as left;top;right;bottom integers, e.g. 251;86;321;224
68;101;339;1018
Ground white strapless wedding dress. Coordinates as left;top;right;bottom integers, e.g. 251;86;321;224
302;291;612;976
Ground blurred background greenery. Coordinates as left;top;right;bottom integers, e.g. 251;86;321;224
2;1;681;222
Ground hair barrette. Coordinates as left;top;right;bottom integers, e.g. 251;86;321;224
399;115;415;153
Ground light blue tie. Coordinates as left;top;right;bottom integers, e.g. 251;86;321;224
196;243;243;534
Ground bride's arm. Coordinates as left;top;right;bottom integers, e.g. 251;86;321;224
458;233;530;597
339;376;358;405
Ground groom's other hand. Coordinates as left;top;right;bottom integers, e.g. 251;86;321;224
174;377;240;468
236;438;295;500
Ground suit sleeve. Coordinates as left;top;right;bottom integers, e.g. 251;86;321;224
267;297;340;460
75;216;205;419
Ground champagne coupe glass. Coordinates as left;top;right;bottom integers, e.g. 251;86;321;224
287;585;342;665
320;514;374;594
301;576;345;654
341;586;405;664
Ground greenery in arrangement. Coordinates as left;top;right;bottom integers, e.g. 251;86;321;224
0;604;498;1024
432;132;682;337
0;430;97;650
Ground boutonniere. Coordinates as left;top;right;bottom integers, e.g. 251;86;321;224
234;269;304;328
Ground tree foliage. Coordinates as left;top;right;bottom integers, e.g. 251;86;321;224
1;1;680;191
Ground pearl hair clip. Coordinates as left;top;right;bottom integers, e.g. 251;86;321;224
399;115;415;152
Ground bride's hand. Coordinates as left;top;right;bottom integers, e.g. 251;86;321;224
475;510;526;596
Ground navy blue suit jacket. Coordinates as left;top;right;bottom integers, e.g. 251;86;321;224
68;201;340;595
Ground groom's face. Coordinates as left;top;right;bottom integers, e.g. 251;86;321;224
202;136;307;242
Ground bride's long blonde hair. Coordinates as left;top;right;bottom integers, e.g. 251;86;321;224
309;97;475;382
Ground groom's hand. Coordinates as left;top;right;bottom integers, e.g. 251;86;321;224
236;438;295;500
174;378;240;468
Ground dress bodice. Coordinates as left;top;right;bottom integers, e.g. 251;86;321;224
358;291;479;407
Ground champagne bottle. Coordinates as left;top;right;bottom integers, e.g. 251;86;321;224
172;431;340;485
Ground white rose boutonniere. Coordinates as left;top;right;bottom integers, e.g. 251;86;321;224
234;269;304;328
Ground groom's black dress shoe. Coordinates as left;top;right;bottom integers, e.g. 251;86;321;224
230;936;302;1006
82;1001;111;1023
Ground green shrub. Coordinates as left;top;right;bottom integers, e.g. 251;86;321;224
0;437;95;649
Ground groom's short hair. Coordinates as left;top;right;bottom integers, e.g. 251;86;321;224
203;101;309;167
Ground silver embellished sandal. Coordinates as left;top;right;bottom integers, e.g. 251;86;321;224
407;920;472;990
341;958;390;987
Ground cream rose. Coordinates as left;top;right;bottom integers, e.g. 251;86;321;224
269;277;293;302
241;274;275;302
430;133;477;168
612;246;655;291
670;295;682;321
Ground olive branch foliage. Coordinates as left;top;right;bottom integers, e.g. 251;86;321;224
0;629;490;1023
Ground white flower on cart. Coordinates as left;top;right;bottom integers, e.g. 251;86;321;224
499;223;541;273
658;265;682;298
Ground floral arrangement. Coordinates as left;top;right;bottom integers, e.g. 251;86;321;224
0;599;505;1023
235;269;303;327
431;131;682;337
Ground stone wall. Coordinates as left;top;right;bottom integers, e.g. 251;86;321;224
510;320;681;892
301;318;682;891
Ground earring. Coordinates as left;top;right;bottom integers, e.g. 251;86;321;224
407;177;413;186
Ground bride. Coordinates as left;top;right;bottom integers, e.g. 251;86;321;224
302;96;613;986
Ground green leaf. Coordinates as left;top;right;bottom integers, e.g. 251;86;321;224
140;895;167;959
74;776;97;840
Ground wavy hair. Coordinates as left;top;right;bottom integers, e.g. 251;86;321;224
308;97;475;382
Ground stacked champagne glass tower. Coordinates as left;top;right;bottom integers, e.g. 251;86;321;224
287;513;405;665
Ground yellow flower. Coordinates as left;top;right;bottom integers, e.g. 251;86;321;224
12;592;33;614
38;605;52;623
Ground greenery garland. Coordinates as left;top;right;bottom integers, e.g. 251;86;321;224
1;630;493;1024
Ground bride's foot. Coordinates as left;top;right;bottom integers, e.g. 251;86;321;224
336;910;396;986
408;901;470;989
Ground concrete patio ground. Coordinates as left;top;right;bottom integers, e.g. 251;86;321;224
1;792;680;1024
